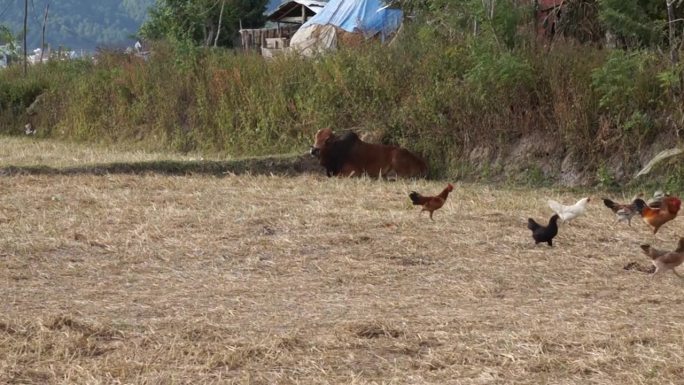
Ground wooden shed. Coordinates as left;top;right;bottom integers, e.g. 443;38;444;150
268;0;328;25
240;0;328;52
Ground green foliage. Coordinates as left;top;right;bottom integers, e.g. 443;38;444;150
0;77;45;114
0;25;15;46
522;165;550;187
464;47;534;102
0;58;92;134
622;110;652;133
657;63;683;94
484;1;531;49
590;50;655;116
0;25;19;63
596;163;617;189
140;0;268;47
395;0;529;49
598;0;668;48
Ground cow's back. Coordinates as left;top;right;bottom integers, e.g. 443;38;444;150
348;141;395;177
392;148;428;178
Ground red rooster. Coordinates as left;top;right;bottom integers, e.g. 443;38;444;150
634;196;681;234
409;184;454;220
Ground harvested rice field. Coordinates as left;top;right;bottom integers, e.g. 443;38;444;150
0;137;683;384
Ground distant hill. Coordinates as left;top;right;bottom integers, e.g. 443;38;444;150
0;0;155;51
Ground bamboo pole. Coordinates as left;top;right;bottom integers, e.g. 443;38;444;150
40;3;50;63
23;0;27;75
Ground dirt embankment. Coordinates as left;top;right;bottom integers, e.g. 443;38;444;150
463;131;679;187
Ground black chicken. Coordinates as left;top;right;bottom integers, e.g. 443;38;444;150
527;214;560;246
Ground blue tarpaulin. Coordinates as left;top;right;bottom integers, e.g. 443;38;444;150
266;0;283;14
302;0;402;38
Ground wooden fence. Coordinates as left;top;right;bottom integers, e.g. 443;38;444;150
239;25;301;51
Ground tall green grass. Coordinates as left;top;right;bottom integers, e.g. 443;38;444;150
0;27;681;185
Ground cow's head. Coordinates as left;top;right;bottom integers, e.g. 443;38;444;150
309;128;335;157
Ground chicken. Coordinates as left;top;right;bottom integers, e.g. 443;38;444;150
408;183;454;220
633;196;681;234
675;237;684;253
639;237;684;277
547;197;590;223
527;214;560;246
647;190;668;209
602;194;643;226
640;244;669;260
24;122;36;135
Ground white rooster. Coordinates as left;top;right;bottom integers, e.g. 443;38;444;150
548;197;591;224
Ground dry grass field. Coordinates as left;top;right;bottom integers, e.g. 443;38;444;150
1;137;683;385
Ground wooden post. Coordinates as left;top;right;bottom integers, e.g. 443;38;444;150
666;0;679;65
40;2;50;63
214;0;225;47
23;0;27;75
301;4;306;24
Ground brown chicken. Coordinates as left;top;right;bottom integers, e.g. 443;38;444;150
634;196;681;234
409;183;454;220
640;237;684;277
602;194;643;226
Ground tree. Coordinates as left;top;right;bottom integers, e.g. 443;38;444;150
0;24;19;66
0;25;15;47
387;0;529;49
140;0;268;47
598;0;671;48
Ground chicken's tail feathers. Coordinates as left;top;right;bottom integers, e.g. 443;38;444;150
603;198;619;211
676;237;684;253
409;191;426;205
527;218;541;231
547;199;563;215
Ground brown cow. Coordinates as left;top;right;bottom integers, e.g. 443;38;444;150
309;128;428;178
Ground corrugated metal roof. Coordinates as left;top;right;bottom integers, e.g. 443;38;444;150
267;0;329;20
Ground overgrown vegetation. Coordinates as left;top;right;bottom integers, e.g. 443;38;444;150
140;0;268;48
1;0;684;187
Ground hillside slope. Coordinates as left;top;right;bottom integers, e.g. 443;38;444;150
0;0;154;50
